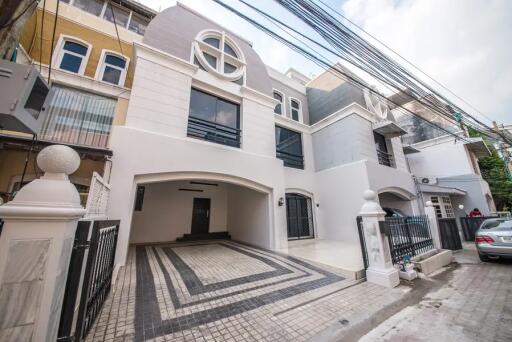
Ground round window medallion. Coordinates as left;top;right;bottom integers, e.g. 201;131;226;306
193;30;246;81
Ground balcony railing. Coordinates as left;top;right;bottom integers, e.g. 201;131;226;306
377;149;394;167
276;150;304;169
187;116;241;148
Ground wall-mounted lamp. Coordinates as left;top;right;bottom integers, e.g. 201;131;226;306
316;203;320;207
278;197;284;206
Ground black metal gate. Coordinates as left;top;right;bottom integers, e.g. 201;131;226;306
356;216;369;269
386;215;435;263
460;216;499;241
57;220;120;342
286;193;314;240
438;218;462;250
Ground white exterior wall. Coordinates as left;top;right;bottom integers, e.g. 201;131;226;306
130;181;228;244
408;138;475;178
227;184;271;248
390;137;408;172
108;44;288;268
312;114;377;171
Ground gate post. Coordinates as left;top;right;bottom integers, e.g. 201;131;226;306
359;190;399;288
0;145;85;341
424;201;442;250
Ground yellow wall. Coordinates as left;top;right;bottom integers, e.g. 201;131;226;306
20;9;135;88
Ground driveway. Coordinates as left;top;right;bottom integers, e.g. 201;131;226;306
85;240;407;342
360;243;512;342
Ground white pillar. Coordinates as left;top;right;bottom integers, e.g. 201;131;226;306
424;201;442;250
0;145;85;341
359;190;400;288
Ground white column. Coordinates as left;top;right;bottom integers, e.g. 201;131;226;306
424;201;442;250
359;190;400;288
0;145;85;341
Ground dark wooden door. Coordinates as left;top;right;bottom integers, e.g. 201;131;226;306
286;194;314;240
191;198;211;234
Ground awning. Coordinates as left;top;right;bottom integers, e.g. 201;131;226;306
464;138;491;159
373;120;407;138
419;184;467;196
403;145;420;154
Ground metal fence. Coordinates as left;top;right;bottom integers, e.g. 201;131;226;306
356;216;369;269
385;215;435;263
438;218;462;250
460;216;499;241
57;219;120;342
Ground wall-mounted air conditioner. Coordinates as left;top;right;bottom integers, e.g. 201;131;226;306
0;60;52;134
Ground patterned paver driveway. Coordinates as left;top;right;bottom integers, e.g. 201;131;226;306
87;241;405;342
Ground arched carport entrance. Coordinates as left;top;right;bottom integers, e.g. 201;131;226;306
128;172;275;250
378;187;417;216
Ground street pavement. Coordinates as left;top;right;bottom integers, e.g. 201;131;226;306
359;243;512;342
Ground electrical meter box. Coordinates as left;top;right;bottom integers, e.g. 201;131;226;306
0;60;52;134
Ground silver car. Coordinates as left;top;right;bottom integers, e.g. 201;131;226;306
475;218;512;262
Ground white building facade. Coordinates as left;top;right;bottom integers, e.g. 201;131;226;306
107;4;421;274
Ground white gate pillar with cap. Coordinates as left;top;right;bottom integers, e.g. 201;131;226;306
0;145;85;341
359;190;400;288
424;201;442;250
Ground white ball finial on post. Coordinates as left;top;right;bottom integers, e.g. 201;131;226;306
360;189;385;217
37;144;81;179
425;200;433;207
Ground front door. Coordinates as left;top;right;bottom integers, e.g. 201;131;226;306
191;198;210;234
286;193;314;240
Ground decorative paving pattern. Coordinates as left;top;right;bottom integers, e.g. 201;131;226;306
86;240;407;342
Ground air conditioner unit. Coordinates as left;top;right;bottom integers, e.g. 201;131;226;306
420;177;438;185
0;60;52;134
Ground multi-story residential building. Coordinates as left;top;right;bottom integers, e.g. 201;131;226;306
0;0;155;204
391;94;496;218
106;3;420;277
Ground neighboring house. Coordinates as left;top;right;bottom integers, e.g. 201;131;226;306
0;0;155;204
105;3;419;274
391;95;496;218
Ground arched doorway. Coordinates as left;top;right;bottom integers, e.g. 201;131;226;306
286;193;314;240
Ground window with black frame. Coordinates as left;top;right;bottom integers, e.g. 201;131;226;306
275;126;304;169
188;88;241;147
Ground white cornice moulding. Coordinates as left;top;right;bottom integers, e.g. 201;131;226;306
310;103;379;133
134;42;199;77
241;86;278;110
274;114;310;133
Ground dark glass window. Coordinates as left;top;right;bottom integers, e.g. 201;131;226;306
273;91;283;114
128;13;149;35
102;67;122;84
224;43;237;57
291;99;300;121
188;89;240;147
73;0;104;16
101;54;126;85
204;37;220;49
59;41;88;73
374;132;393;167
63;41;88;55
60;54;83;73
103;3;130;27
275;126;304;169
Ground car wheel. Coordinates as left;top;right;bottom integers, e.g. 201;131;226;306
478;253;491;262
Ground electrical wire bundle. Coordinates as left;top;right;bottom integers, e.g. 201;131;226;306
273;0;511;145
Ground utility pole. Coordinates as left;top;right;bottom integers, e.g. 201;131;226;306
0;0;38;60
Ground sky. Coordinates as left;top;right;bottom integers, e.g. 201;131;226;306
137;0;512;126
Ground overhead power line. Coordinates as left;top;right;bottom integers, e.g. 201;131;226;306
274;0;511;145
212;0;470;142
316;0;497;125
